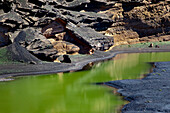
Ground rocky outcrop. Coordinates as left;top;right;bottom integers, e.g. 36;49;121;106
42;20;65;38
0;0;169;63
53;0;90;8
58;9;113;31
14;28;59;61
49;39;80;55
7;42;41;64
124;2;170;37
66;24;114;51
103;1;170;45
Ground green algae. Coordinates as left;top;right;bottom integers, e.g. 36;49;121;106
0;52;170;113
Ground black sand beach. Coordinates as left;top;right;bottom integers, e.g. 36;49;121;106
105;61;170;113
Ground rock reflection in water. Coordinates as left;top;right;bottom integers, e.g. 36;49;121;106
0;52;170;113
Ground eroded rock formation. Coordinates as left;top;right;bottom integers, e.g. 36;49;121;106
0;0;169;62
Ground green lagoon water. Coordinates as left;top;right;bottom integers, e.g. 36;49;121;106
0;52;170;113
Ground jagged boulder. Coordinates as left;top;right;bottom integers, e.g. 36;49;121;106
7;42;41;64
59;9;113;31
66;23;114;51
14;28;59;61
0;11;24;29
14;0;31;8
48;39;80;55
54;0;90;8
24;0;90;8
42;20;65;38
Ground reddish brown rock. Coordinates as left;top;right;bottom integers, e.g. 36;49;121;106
49;40;80;55
55;32;66;40
124;2;170;37
102;1;169;46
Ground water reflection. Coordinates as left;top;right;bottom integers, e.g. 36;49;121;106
0;52;170;113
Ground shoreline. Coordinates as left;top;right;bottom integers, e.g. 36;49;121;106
105;61;170;112
1;45;170;79
1;44;170;112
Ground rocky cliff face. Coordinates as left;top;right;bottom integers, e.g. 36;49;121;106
0;0;169;62
104;1;170;45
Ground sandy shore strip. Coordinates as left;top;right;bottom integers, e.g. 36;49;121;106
1;44;170;79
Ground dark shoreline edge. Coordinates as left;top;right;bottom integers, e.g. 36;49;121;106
1;47;170;79
104;61;170;113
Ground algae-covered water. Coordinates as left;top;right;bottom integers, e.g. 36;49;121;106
0;52;170;113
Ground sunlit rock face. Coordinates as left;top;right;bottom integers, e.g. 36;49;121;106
102;1;170;45
0;0;169;62
49;40;80;55
124;2;170;37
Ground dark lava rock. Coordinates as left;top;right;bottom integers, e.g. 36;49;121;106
7;42;41;64
0;0;115;56
59;9;113;31
0;0;13;14
54;0;90;8
0;11;23;29
58;55;72;63
66;23;114;51
42;20;66;38
104;62;170;113
26;0;90;8
14;28;59;61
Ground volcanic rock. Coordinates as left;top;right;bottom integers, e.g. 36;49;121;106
0;0;169;63
57;55;72;63
124;2;170;37
7;42;41;64
42;20;65;38
0;11;23;29
102;1;170;45
49;40;80;55
54;0;90;8
59;9;113;31
14;28;59;61
66;23;114;51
